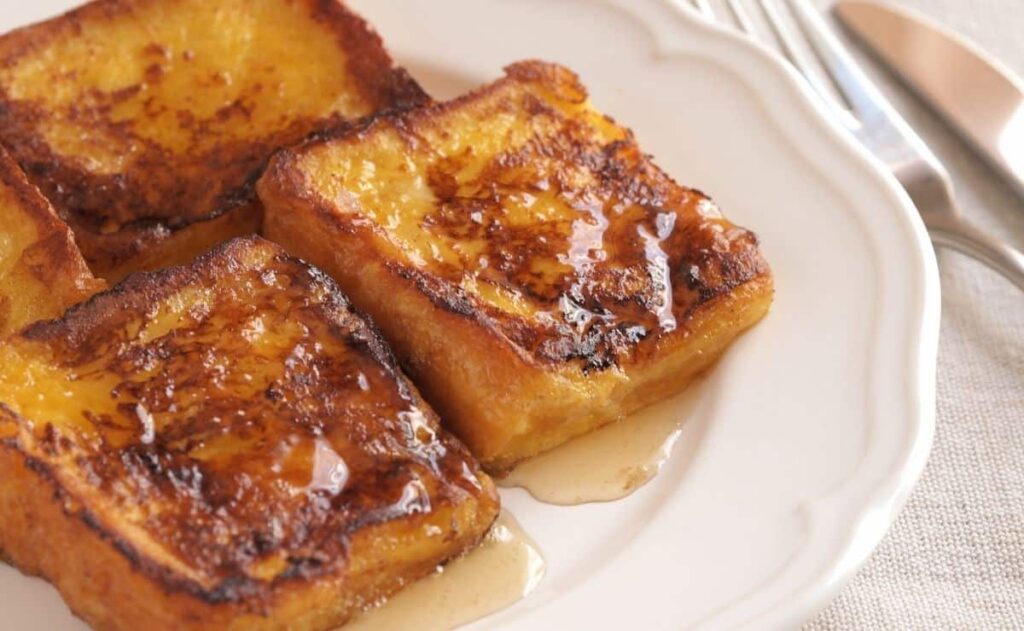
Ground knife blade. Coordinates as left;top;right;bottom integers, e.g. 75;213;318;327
834;0;1024;198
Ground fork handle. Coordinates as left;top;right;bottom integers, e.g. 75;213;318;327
923;213;1024;292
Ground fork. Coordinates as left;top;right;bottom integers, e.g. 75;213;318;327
688;0;1024;291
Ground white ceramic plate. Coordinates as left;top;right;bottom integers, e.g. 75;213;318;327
0;0;940;629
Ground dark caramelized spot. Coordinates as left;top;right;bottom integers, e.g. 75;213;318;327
0;237;490;597
289;61;769;372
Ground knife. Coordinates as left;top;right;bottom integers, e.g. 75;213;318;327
834;0;1024;199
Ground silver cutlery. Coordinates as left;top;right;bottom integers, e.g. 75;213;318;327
836;1;1024;201
688;0;1024;291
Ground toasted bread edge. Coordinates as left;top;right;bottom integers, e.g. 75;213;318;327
0;147;104;335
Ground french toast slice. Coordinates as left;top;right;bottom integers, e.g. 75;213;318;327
258;61;774;474
0;236;499;631
0;0;428;281
0;146;104;336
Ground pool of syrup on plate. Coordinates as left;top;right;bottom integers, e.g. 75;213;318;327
346;511;544;631
349;377;707;628
499;377;707;505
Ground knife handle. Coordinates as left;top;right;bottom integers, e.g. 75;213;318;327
925;213;1024;291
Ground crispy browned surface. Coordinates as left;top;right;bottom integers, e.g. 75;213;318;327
259;61;774;472
0;0;428;280
0;146;104;335
0;236;498;630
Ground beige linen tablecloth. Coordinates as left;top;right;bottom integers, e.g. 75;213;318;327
804;0;1024;628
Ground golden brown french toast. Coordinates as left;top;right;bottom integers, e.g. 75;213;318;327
258;61;774;473
0;236;499;631
0;146;104;336
0;0;428;281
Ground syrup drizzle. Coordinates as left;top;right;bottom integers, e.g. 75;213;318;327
347;511;545;631
500;378;706;505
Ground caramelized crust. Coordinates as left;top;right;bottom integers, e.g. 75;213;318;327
0;237;498;630
0;0;428;280
0;146;104;336
259;61;774;472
